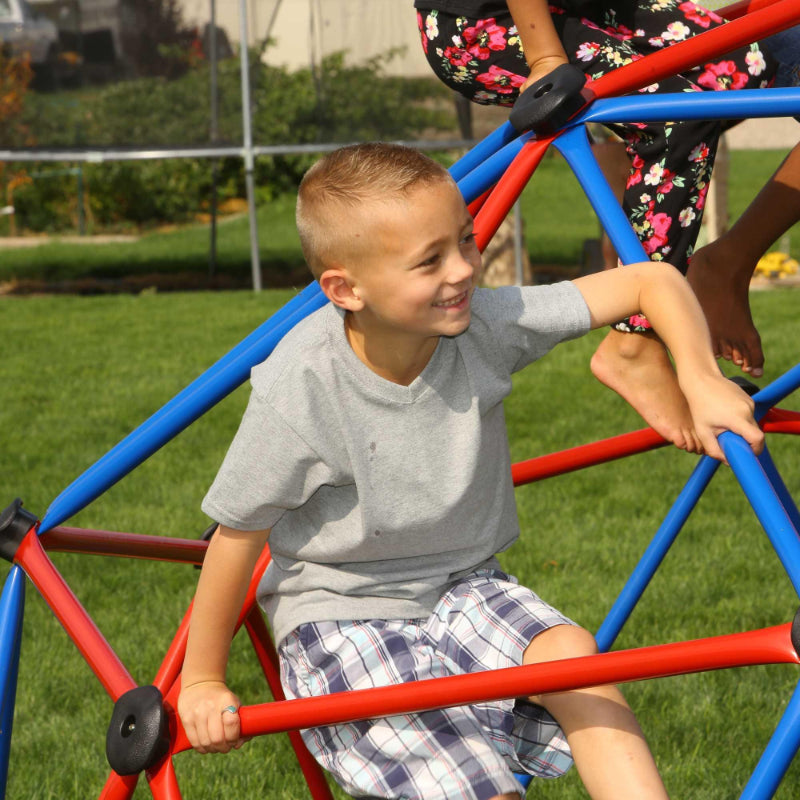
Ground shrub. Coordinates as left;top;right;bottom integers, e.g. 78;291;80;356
8;46;456;233
0;50;35;235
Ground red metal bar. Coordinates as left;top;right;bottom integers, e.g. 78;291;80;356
240;623;799;735
244;608;282;695
474;138;551;250
467;187;493;219
510;407;800;487
474;0;800;248
14;527;136;701
169;622;798;751
719;0;786;20
245;609;335;800
588;0;800;99
98;772;138;800
39;527;207;565
161;545;274;711
512;427;666;486
152;607;192;697
145;755;182;800
763;407;800;435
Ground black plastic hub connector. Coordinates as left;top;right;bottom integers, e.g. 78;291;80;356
792;607;800;658
0;499;38;563
200;521;218;542
194;521;219;569
729;376;761;396
106;685;170;776
509;63;593;136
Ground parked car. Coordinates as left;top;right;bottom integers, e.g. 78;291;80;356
0;0;80;86
0;0;58;62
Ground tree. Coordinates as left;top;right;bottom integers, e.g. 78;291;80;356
120;0;199;80
0;50;34;234
0;50;34;147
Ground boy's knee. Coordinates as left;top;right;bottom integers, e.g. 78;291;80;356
523;625;603;708
524;624;598;666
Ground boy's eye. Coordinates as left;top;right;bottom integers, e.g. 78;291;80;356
417;254;439;268
460;232;476;246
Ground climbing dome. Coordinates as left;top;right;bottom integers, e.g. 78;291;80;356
3;1;800;797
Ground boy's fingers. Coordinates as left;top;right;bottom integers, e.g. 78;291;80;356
184;721;203;753
704;420;764;465
739;422;765;455
701;437;726;465
222;704;242;746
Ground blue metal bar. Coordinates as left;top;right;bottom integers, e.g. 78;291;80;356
40;284;329;532
0;567;25;798
757;446;800;537
740;680;800;800
595;455;720;652
575;87;800;127
448;121;521;183
720;432;800;598
515;773;532;791
553;125;648;267
455;134;531;206
752;363;800;414
594;360;800;650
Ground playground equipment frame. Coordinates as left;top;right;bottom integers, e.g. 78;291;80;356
5;0;800;797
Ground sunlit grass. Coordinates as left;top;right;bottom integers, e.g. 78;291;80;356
2;286;800;796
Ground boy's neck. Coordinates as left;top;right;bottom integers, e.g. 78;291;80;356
344;312;439;386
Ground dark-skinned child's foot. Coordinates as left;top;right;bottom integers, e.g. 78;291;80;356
687;243;764;378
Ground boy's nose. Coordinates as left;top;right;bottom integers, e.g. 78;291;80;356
448;253;476;285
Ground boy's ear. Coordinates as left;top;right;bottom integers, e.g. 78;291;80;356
319;267;364;311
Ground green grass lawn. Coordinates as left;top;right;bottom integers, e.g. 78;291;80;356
0;149;793;290
2;286;800;797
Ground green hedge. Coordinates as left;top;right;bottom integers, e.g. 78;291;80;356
7;49;456;234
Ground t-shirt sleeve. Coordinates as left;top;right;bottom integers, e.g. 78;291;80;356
201;389;337;531
475;282;592;374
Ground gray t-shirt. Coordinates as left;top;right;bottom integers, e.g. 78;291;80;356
202;282;590;644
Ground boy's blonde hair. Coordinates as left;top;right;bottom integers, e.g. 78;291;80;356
296;142;454;279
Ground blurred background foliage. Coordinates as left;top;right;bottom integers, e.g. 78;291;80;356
2;41;455;234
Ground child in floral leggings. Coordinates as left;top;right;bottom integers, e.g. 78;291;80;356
415;0;775;454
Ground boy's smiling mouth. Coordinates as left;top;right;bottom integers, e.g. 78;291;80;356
433;290;470;309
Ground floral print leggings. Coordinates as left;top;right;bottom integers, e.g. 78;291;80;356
417;1;775;329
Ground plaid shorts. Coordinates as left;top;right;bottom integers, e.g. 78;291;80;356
278;569;576;800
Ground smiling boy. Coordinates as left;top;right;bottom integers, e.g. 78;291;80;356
178;143;763;800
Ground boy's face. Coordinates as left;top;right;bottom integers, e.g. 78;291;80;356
344;178;481;345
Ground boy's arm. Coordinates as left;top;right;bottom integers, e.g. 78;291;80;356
572;263;765;462
507;0;569;90
178;524;271;754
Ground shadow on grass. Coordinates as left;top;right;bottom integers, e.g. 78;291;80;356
0;244;311;295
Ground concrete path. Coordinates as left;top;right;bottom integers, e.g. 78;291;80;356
726;116;799;150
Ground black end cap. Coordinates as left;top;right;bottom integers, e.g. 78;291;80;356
200;521;218;542
195;521;218;569
509;64;591;135
0;499;38;562
792;607;800;658
106;685;170;776
729;375;761;396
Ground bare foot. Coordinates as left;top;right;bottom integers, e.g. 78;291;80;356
687;242;763;378
591;329;701;452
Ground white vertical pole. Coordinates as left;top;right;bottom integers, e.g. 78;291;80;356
239;0;262;291
513;200;524;286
